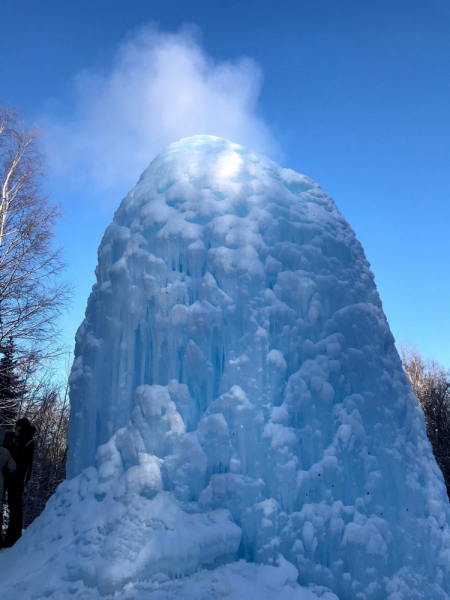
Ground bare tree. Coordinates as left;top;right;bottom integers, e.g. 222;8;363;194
1;366;70;535
400;344;450;498
0;106;71;423
22;376;69;528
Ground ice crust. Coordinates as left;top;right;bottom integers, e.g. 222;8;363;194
1;136;449;600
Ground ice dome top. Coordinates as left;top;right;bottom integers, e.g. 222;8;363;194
1;136;449;600
68;134;348;476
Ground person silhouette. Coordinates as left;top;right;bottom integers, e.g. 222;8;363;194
0;426;17;546
1;418;36;548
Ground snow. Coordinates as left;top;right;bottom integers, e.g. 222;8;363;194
1;135;449;600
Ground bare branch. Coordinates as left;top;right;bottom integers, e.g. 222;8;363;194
0;106;72;375
401;343;450;499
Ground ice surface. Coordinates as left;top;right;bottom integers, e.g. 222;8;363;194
1;136;449;600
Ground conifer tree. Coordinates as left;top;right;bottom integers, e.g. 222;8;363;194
0;336;25;426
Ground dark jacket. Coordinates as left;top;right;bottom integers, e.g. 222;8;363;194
4;429;35;484
0;428;16;498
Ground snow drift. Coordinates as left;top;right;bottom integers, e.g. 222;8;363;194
1;136;449;600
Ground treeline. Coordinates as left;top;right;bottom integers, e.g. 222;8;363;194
0;106;71;533
401;345;450;499
23;384;69;527
0;349;69;527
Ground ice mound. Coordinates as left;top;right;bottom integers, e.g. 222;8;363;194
1;136;449;600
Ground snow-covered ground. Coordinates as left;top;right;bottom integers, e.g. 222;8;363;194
0;531;338;600
1;136;449;599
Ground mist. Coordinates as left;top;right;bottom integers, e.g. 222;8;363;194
43;25;276;197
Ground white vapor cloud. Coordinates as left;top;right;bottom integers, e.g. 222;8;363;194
44;25;276;194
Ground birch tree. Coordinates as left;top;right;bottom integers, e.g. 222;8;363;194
0;106;70;370
0;106;71;424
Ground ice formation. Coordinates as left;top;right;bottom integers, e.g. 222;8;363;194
1;136;449;600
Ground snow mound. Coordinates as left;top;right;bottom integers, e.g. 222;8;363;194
1;136;449;600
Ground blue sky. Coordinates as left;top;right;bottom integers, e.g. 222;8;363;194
1;0;449;367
